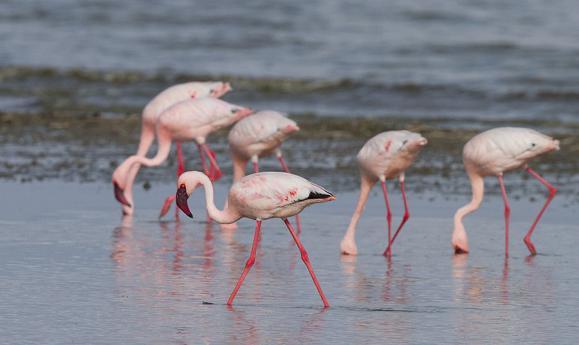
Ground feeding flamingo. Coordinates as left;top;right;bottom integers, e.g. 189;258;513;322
176;170;334;307
118;81;232;215
225;110;301;230
340;130;427;257
452;127;559;256
113;98;253;215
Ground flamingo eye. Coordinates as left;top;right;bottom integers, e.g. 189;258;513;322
402;140;408;145
531;143;536;147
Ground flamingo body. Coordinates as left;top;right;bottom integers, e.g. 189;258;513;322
176;171;334;307
452;127;560;256
340;130;427;256
228;111;299;163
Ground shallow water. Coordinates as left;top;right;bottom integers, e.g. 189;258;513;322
1;181;577;344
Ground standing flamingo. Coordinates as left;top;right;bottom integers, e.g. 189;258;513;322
120;81;232;215
175;170;334;307
225;110;301;230
113;98;253;215
340;131;427;256
452;127;560;256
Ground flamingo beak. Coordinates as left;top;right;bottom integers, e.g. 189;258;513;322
176;184;193;218
113;181;131;207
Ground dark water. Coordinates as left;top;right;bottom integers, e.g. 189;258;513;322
1;0;579;121
1;182;578;344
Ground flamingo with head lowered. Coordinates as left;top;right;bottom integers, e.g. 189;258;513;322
452;127;560;256
225;110;301;230
118;81;232;216
112;97;252;216
176;170;335;307
340;130;427;257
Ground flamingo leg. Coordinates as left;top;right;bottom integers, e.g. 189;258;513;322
227;220;262;306
284;218;329;307
524;167;557;255
197;144;209;176
384;179;410;256
277;154;302;234
380;180;393;257
159;143;185;219
253;160;259;173
201;144;222;181
498;175;511;257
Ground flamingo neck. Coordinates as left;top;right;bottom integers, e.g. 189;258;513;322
231;154;248;182
197;173;240;224
452;169;484;248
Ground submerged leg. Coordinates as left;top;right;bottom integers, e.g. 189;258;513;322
498;175;511;257
277;152;302;234
524;168;557;255
227;220;262;306
284;219;329;307
380;179;393;257
384;175;410;256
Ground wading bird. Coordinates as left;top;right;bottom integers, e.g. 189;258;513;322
118;81;231;215
340;131;427;257
225;111;301;230
176;171;334;307
113;98;252;215
452;127;559;256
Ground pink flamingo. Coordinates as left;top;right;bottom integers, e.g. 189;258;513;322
340;131;427;257
118;81;231;215
113;98;253;215
452;127;560;256
175;170;334;307
225;110;301;230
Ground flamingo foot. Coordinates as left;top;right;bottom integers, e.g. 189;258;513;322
159;195;176;219
524;236;537;256
454;245;469;255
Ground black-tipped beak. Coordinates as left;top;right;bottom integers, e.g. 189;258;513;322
113;181;131;207
176;184;193;218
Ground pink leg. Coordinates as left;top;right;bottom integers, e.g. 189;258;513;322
201;144;222;181
159;143;186;219
284;219;329;307
277;155;302;234
253;161;259;173
384;180;410;256
524;168;557;255
227;220;262;306
380;180;393;257
197;144;209;176
498;175;511;257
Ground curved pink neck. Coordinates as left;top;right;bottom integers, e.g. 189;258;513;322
453;168;484;241
192;172;241;224
231;154;248;182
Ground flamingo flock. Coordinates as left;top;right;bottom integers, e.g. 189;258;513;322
112;81;561;307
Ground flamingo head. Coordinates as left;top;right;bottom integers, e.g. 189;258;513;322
175;171;206;218
112;162;132;207
516;130;560;161
398;132;428;154
210;82;232;98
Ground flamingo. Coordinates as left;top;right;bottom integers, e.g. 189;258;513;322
340;131;428;257
113;98;253;215
452;127;560;256
175;170;335;307
118;81;232;215
225;110;301;230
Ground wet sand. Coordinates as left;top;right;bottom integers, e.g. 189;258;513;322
1;181;577;344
